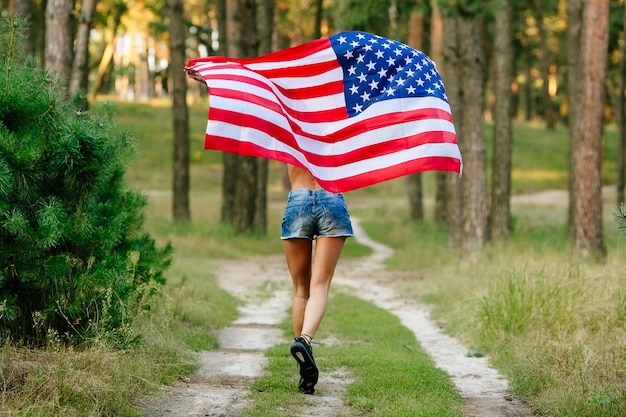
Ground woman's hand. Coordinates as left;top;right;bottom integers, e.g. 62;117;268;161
185;69;205;83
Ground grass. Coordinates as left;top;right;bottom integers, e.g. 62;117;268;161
2;100;625;416
355;200;626;416
244;294;464;417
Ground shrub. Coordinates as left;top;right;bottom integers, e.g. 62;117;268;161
0;16;171;347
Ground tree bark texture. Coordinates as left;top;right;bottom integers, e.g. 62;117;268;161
405;0;424;221
569;0;609;260
45;0;74;92
442;13;462;249
491;0;514;240
618;2;626;206
168;0;191;222
430;0;447;223
459;16;489;256
12;0;34;59
69;0;98;104
567;0;584;226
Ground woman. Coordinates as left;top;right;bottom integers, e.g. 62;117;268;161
282;164;353;394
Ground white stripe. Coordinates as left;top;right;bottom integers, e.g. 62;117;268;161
205;120;460;181
210;93;453;137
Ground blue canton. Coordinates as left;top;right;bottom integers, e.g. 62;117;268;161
330;31;448;118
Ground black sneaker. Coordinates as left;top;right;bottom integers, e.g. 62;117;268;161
290;336;318;394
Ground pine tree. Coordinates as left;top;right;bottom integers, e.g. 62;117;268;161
0;16;171;347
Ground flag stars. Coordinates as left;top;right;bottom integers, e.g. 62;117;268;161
331;31;449;116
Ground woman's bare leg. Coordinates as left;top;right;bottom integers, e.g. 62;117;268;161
283;237;346;340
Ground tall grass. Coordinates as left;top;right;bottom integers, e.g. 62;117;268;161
357;198;626;416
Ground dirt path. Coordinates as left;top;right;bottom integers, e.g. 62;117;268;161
143;219;534;417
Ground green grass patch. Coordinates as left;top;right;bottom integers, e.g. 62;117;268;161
357;207;626;417
243;294;463;417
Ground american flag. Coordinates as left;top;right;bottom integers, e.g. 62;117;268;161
185;31;462;193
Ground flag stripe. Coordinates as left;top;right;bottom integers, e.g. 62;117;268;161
185;31;462;193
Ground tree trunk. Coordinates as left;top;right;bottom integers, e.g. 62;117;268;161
569;0;608;260
12;0;34;60
220;0;270;233
533;0;555;130
490;0;514;240
253;0;274;234
431;0;447;223
568;0;584;227
69;0;98;106
459;14;489;257
45;0;74;92
618;1;626;206
405;0;424;221
442;12;462;249
168;0;190;222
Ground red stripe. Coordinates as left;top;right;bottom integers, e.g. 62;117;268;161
187;37;332;68
315;157;462;193
254;59;338;79
209;105;454;144
201;136;461;193
205;128;456;167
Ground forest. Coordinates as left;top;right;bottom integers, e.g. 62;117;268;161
0;1;625;416
2;0;625;258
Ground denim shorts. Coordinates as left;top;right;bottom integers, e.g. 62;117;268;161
281;189;354;240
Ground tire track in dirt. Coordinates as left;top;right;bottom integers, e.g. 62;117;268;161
143;219;533;417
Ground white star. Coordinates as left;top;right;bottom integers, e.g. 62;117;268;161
364;43;373;52
349;84;360;95
386;86;396;96
337;35;347;44
386;57;396;66
353;103;364;113
395;77;406;86
382;42;392;49
375;50;385;59
393;48;403;56
416;78;425;87
406;85;417;94
360;91;371;101
377;67;388;78
357;72;367;83
366;60;377;71
344;50;354;60
356;54;365;64
406;68;415;78
426;87;435;95
368;79;379;90
424;73;432;81
350;40;360;48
